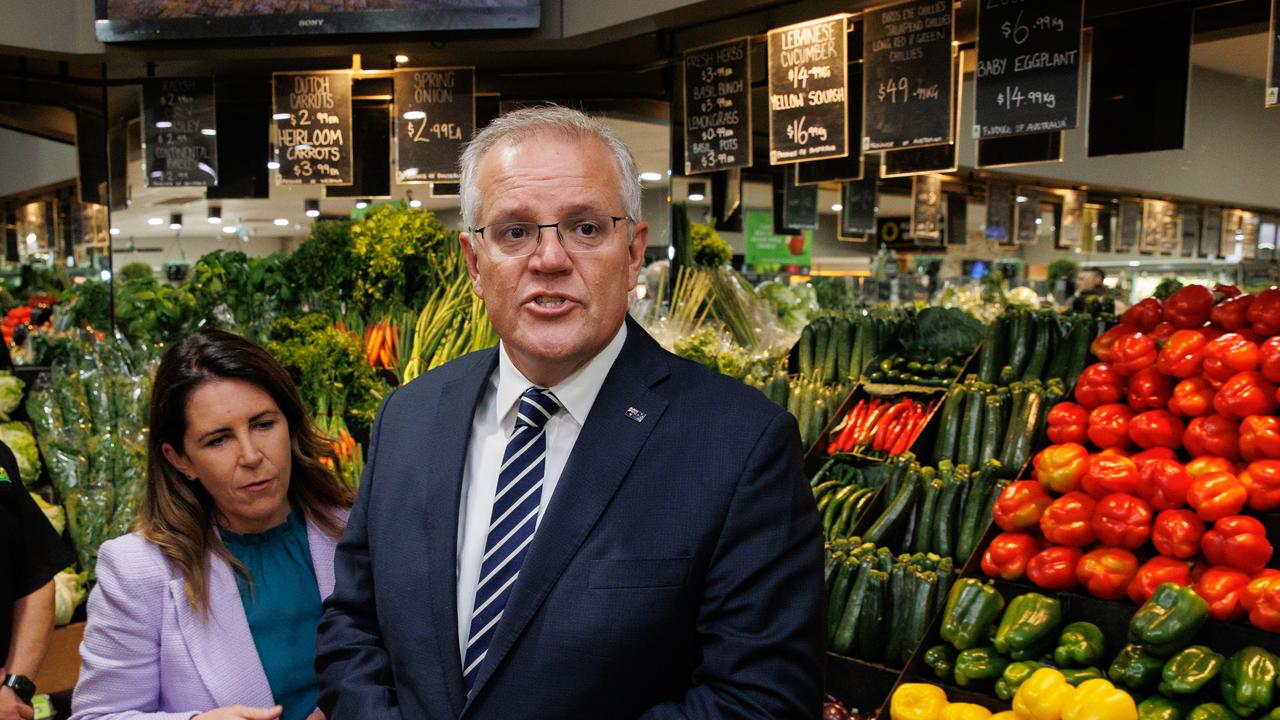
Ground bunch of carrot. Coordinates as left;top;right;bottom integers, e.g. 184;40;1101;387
827;396;939;456
364;319;400;371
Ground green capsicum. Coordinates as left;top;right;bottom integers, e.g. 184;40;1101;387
1110;643;1167;691
1129;582;1210;656
1060;666;1104;686
994;592;1063;661
1054;621;1106;668
1158;646;1225;696
1188;704;1241;720
1219;646;1278;717
1138;696;1188;720
924;643;957;681
941;578;1006;651
995;660;1044;701
954;646;1009;687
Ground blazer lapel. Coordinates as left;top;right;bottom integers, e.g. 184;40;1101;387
424;349;498;716
170;555;275;709
307;514;341;599
463;322;671;707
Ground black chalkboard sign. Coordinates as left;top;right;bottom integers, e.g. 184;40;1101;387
1015;189;1042;245
977;131;1063;168
882;142;956;178
684;38;752;174
863;0;955;151
841;157;879;238
781;166;820;230
767;14;850;164
1118;199;1142;253
272;71;353;185
797;63;863;184
911;174;942;242
974;0;1083;139
986;181;1013;244
141;77;218;187
1269;0;1279;107
394;67;474;183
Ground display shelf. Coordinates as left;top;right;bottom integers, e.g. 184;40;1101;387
824;653;902;713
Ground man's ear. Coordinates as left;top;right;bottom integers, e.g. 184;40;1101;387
626;221;649;290
460;233;484;299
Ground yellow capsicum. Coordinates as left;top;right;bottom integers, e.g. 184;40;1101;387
891;683;949;720
1013;668;1076;720
939;703;992;720
991;713;1021;720
1060;679;1136;720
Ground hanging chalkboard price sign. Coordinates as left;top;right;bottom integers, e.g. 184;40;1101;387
394;67;475;183
863;0;954;151
272;71;353;185
684;38;751;174
974;0;1083;139
1268;0;1279;106
141;77;218;187
986;181;1013;244
767;14;850;164
911;175;942;242
1014;189;1041;245
841;160;879;239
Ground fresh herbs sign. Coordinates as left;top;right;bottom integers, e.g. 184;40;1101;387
683;38;751;174
863;0;955;150
141;77;218;187
272;71;353;185
974;0;1083;139
767;14;850;164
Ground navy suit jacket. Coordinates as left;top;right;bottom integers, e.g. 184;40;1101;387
316;318;825;719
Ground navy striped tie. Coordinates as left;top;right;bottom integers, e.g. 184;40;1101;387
463;387;561;693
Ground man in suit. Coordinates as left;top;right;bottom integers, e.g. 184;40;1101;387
315;105;825;719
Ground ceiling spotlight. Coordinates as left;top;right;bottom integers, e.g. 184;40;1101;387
1035;218;1043;225
687;182;706;202
305;199;320;218
169;213;183;230
147;217;164;226
207;206;222;224
832;203;843;212
100;270;112;282
402;110;426;120
274;218;289;226
1128;261;1141;267
222;225;237;234
355;199;370;209
639;172;663;182
155;120;172;129
109;227;120;236
395;54;409;64
201;128;216;136
272;112;291;121
267;160;281;170
1016;195;1029;203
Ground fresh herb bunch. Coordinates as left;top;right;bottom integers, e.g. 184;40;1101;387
114;272;197;345
690;222;731;267
267;313;385;436
62;280;113;331
284;219;357;315
187;250;294;341
350;203;453;315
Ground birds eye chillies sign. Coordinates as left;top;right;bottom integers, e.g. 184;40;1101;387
863;0;955;150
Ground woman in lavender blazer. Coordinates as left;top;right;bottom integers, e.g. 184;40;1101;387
71;331;354;720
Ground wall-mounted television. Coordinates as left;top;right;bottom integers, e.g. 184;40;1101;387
96;0;539;43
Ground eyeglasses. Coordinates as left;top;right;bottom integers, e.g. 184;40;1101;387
471;214;633;259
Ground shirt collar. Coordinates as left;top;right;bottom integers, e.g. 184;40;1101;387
495;323;628;434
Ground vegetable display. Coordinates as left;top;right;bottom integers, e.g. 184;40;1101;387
828;396;939;457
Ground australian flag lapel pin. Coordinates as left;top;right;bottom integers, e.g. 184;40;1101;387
625;406;647;423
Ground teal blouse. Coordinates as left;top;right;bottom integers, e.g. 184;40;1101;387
221;508;322;720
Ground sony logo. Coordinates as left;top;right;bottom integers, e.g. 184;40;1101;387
298;18;324;27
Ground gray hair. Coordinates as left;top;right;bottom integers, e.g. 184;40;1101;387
458;104;641;232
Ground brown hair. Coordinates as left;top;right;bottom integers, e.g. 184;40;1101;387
139;329;354;611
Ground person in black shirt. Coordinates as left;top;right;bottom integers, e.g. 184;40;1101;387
0;441;72;720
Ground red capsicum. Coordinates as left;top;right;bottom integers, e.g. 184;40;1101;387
1213;371;1278;419
1128;367;1174;413
1089;403;1135;450
1195;566;1251;621
1239;417;1280;462
1046;402;1089;445
1241;572;1280;632
1122;297;1164;332
1260;336;1280;382
1168;377;1216;418
1129;556;1194;605
1216;284;1244;299
1239;459;1280;511
1076;547;1140;601
1247;288;1280;338
1150;321;1176;343
1091;324;1139;364
1082;453;1140;499
993;480;1055;532
1187;471;1249;521
1165;284;1216;329
1187;455;1236;478
1211;293;1255;332
1183;415;1242;461
1091;492;1154;549
1041;492;1099;546
1152;509;1206;559
1026;545;1084;591
1156;329;1208;379
1075;363;1125;410
1132;447;1178;469
1203;333;1261;384
1128;410;1185;450
1033;443;1090;494
1112;333;1158;377
981;532;1041;581
1136;458;1192;511
1202;515;1274;574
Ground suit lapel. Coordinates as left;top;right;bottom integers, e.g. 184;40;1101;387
170;554;275;709
463;323;671;707
424;349;498;716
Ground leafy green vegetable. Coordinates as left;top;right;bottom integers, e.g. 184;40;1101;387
30;492;64;535
61;280;113;331
186;251;293;342
350;203;453;315
268;314;385;435
0;372;23;420
691;222;731;267
0;421;40;485
53;567;87;626
907;307;987;362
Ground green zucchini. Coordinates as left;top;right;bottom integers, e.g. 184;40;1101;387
955;464;996;563
823;485;857;537
863;469;921;545
912;478;945;554
932;474;964;558
957;388;985;467
835;488;872;538
827;559;858;643
977;317;1005;384
835;318;852;386
823;322;840;384
1064;316;1092;392
856;569;889;661
798;324;814;378
1008;311;1031;379
932;387;966;463
833;562;871;654
906;570;938;666
1005;389;1045;474
885;563;910;663
813;319;830;381
1021;314;1052;381
978;394;1005;465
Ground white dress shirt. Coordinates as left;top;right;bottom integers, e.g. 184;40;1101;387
456;323;628;661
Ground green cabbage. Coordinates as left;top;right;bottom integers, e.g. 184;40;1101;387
0;422;40;485
52;567;87;626
0;372;24;420
29;492;64;535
